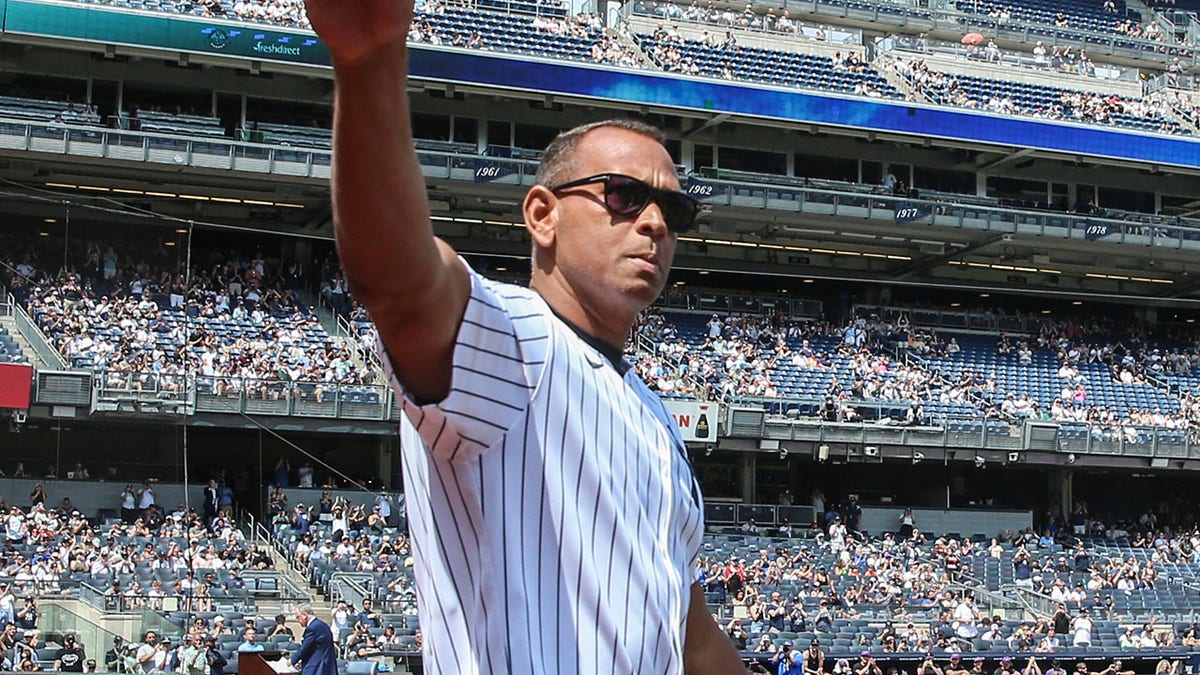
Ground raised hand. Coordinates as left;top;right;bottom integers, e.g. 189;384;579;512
305;0;415;67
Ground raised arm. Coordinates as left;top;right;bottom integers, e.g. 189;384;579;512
305;0;469;402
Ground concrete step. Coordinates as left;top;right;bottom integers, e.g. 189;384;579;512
0;315;42;366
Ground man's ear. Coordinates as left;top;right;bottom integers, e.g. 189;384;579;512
524;185;557;248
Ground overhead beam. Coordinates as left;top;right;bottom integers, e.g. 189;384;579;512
684;113;732;138
977;147;1036;172
891;234;1007;280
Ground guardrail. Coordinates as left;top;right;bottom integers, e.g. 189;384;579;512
192;376;391;420
87;371;394;421
7;116;1200;250
627;6;864;45
329;572;372;610
6;291;67;369
1054;423;1197;458
852;303;1047;334
728;406;1200;458
698;0;1200;65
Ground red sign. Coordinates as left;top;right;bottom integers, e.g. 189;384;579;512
0;363;33;410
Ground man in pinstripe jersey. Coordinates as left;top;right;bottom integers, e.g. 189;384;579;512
304;0;748;671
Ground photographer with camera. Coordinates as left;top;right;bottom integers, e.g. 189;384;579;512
771;641;803;675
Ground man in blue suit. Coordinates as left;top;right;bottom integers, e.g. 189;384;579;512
291;604;338;675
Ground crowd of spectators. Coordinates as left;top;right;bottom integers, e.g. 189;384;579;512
711;493;1200;661
630;304;1200;434
634;0;828;40
2;237;377;393
225;0;309;28
895;58;1182;134
406;0;644;69
266;487;424;658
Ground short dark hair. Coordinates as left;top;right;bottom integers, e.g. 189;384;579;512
535;119;668;188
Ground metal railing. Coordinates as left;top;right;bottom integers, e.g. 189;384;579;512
627;5;864;45
727;0;1199;65
655;289;823;317
696;174;1200;250
192;376;391;420
729;407;1200;457
1003;584;1060;618
852;304;1047;334
7;116;1200;251
6;291;68;369
1053;423;1197;458
329;572;372;609
881;34;1137;84
87;370;393;420
949;580;1032;621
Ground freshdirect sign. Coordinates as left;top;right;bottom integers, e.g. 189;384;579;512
2;0;330;66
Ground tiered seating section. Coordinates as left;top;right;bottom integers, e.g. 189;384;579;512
0;502;279;670
919;335;1182;420
1;240;376;393
131;109;225;138
272;509;423;654
635;30;902;99
411;4;606;62
967;533;1200;622
0;325;29;364
41;0;1197;136
266;483;1200;661
899;61;1189;135
0;97;100;126
633;308;1200;436
954;0;1135;36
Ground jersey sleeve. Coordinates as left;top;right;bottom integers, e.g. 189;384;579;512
379;263;548;462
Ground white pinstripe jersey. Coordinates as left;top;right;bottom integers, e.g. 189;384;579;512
381;264;705;675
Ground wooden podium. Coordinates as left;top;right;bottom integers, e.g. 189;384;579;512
238;650;298;675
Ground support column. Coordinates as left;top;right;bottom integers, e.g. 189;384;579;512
1052;468;1072;522
377;437;397;490
740;454;757;504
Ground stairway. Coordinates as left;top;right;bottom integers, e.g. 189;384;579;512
873;53;929;103
0;312;55;365
254;527;335;629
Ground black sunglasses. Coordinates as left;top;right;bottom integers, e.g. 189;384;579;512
549;173;701;234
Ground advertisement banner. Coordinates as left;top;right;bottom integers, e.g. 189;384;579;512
1084;222;1116;241
684;176;725;200
3;0;331;65
473;160;514;183
0;363;33;410
662;400;718;443
894;203;933;224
